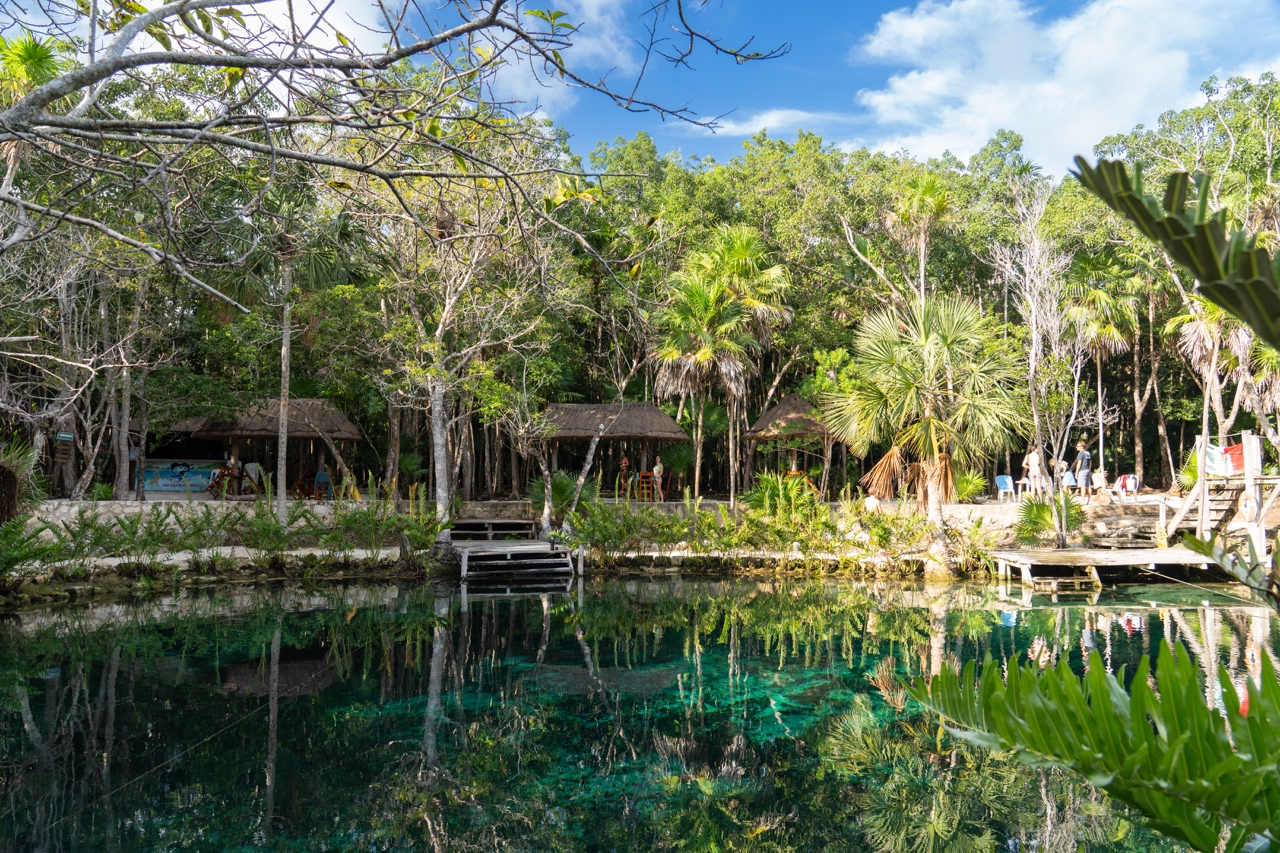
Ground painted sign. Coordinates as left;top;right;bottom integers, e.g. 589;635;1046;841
137;459;222;492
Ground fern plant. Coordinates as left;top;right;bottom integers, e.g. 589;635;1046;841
0;516;60;590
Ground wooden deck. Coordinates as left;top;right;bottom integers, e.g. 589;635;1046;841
451;521;579;579
992;547;1211;594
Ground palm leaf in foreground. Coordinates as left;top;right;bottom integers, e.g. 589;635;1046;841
909;643;1280;853
1073;156;1280;351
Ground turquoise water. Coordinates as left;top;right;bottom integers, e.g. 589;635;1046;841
0;576;1265;851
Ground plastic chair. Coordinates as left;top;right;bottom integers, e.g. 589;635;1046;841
995;474;1015;502
313;470;332;500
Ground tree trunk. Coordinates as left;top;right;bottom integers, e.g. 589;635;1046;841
1196;346;1217;539
1096;350;1105;477
135;383;148;502
728;399;737;509
276;287;292;524
430;381;451;528
383;401;401;493
693;399;705;499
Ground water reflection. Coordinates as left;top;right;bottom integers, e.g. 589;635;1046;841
1;577;1263;851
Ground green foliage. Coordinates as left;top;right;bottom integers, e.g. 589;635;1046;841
911;643;1280;852
1074;157;1280;350
172;504;234;570
0;515;60;588
234;480;312;566
324;475;403;559
565;501;687;560
952;470;987;503
89;482;114;501
527;471;598;522
56;506;116;565
1178;447;1199;491
1014;492;1084;545
109;506;178;571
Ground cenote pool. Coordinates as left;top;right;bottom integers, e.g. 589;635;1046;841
1;576;1265;851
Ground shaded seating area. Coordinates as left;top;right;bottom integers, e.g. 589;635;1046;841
143;399;362;499
543;402;686;500
745;395;837;493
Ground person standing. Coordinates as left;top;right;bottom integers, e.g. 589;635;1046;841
1024;445;1043;496
617;454;631;497
651;456;664;502
1072;440;1093;500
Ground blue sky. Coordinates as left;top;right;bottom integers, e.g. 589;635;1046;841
509;0;1280;174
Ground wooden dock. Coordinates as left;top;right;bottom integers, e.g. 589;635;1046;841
992;547;1211;594
451;518;578;580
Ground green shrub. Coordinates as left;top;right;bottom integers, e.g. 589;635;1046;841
0;515;61;590
57;506;116;564
234;480;312;566
527;472;599;523
89;482;114;502
173;504;233;568
110;506;178;571
953;470;987;503
1014;492;1085;545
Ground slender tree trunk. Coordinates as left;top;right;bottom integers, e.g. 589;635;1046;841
135;383;148;502
430;381;451;529
728;399;737;509
1155;375;1174;489
276;287;292;524
424;620;446;767
693;399;705;499
1096;350;1105;477
383;401;401;493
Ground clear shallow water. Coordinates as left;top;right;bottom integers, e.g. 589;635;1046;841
0;576;1267;852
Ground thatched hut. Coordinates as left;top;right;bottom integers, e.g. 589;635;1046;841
195;399;362;443
543;401;686;473
744;395;837;492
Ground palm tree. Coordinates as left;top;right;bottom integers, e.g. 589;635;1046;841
655;271;758;499
894;174;954;307
1;32;68;194
1066;258;1139;478
824;297;1022;566
680;224;790;503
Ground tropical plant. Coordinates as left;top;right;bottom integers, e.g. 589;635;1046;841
173;504;233;568
0;442;43;524
109;506;178;571
894;172;955;305
1178;446;1199;491
952;470;987;503
235;479;312;566
1013;492;1084;545
911;644;1280;853
655;271;758;498
1073;157;1280;350
824;297;1023;564
528;471;599;524
0;515;60;590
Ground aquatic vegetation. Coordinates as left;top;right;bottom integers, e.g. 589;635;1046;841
0;576;1240;850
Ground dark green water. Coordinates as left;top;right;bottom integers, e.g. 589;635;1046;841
0;576;1266;851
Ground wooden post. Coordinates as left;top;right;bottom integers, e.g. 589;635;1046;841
460;549;469;579
1157;498;1168;548
1243;430;1266;560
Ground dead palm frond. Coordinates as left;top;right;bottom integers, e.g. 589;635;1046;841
861;446;904;500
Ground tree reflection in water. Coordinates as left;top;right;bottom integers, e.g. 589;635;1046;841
0;577;1259;851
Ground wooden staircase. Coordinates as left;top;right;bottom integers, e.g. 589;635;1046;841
452;517;577;581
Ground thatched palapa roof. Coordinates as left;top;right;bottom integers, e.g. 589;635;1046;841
744;395;828;442
194;399;362;442
544;402;687;442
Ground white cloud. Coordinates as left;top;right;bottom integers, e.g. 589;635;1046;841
853;0;1280;173
709;108;856;136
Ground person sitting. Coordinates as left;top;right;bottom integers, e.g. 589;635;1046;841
651;456;665;501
